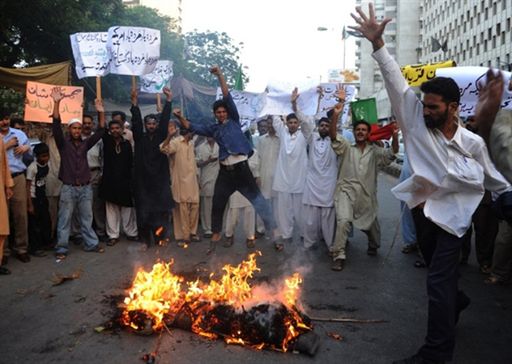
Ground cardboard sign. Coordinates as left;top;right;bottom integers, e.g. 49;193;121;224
401;60;456;86
140;60;174;93
70;32;110;79
24;81;83;123
108;26;160;76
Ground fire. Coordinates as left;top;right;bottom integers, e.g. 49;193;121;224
121;252;311;352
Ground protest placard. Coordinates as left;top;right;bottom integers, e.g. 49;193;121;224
70;32;110;79
436;66;512;117
140;60;174;93
108;26;160;76
215;88;266;131
24;81;83;123
401;60;456;86
318;83;357;125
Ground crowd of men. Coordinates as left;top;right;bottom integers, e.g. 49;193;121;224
1;3;512;363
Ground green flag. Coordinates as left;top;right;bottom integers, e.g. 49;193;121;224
234;65;244;91
351;98;378;124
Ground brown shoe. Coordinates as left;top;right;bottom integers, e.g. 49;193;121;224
223;236;234;248
246;238;255;248
331;259;345;271
16;253;31;263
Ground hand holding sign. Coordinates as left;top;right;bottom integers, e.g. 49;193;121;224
162;86;172;102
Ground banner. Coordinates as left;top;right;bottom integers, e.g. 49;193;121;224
318;83;357;125
351;98;378;124
436;66;512;117
263;87;319;116
70;32;110;79
0;62;70;91
24;81;83;123
107;26;160;76
401;60;456;86
215;88;266;131
140;60;173;93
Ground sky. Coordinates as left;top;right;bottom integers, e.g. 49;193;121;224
182;0;357;92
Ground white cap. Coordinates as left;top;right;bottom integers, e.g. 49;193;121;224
68;118;82;126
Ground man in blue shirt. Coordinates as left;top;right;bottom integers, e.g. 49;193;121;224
175;65;276;252
0;111;32;263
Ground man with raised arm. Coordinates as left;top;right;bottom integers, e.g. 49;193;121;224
131;87;174;248
51;88;105;260
329;90;398;271
174;65;276;252
351;3;512;363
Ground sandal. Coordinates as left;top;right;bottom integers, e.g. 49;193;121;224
246;238;255;248
55;252;67;260
191;235;202;243
223;236;234;248
107;238;119;246
87;246;105;253
484;275;506;285
274;242;284;252
401;244;418;254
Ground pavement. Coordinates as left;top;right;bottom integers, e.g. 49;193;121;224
0;173;511;364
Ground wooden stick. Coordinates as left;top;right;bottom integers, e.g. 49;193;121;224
96;76;102;100
309;316;388;324
131;76;137;92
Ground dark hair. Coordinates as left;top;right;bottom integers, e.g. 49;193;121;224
108;120;123;128
213;99;228;112
0;107;11;119
83;114;93;121
144;114;158;124
353;120;371;131
33;142;49;156
286;113;298;122
10;117;24;127
317;117;330;125
420;77;460;104
112;111;126;121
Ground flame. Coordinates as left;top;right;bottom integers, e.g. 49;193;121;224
121;252;311;351
155;226;164;237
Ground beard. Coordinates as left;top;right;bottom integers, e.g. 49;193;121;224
424;108;449;129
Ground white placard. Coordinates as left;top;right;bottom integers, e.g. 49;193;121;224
263;87;319;116
140;60;174;93
70;32;110;79
107;26;160;76
318;83;357;124
436;66;512;117
215;89;266;131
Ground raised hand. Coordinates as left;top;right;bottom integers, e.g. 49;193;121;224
94;98;105;113
349;3;391;49
335;85;347;103
172;107;182;119
291;87;299;104
163;86;173;101
474;69;505;142
209;65;221;76
130;88;138;106
50;87;65;103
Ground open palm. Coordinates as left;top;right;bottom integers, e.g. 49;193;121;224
349;3;391;44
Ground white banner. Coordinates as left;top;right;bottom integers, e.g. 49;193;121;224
263;87;319;116
107;26;160;76
318;83;357;125
140;60;174;93
215;89;266;131
436;66;512;117
70;32;110;79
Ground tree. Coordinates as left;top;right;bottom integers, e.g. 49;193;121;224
183;30;248;87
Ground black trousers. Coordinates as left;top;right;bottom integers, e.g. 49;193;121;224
461;202;498;266
412;207;468;362
28;197;52;252
136;210;170;246
211;160;276;234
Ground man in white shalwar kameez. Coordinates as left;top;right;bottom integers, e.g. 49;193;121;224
255;121;280;236
272;89;313;250
195;137;219;238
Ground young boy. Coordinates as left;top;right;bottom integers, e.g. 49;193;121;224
26;143;52;256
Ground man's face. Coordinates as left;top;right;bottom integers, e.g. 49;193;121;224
145;119;158;133
69;123;82;140
268;122;276;136
214;106;228;123
36;152;50;165
109;123;122;138
286;117;299;134
466;116;477;133
318;121;330;138
0;116;10;132
422;93;452;129
82;116;94;135
257;120;269;135
354;123;370;143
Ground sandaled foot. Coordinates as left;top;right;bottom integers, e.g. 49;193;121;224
274;241;284;252
223;236;234;248
86;246;105;253
401;244;418;254
177;240;189;248
107;238;119;246
246;238;255;248
55;252;67;260
191;235;201;243
331;259;345;271
485;275;506;285
207;240;217;255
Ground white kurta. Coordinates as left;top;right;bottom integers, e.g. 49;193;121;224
271;116;312;193
195;141;219;197
257;134;280;199
373;46;511;237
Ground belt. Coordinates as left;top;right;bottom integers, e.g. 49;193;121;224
90;167;101;171
66;182;90;187
11;171;24;178
220;160;248;171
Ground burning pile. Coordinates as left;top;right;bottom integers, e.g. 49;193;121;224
120;252;315;353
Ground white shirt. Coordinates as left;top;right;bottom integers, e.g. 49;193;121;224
271;115;312;193
257;134;280;199
373;46;511;237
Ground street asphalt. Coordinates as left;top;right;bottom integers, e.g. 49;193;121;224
0;172;510;364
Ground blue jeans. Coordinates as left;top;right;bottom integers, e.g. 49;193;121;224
399;155;417;246
56;185;98;254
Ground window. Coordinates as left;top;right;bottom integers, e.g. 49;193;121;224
502;31;506;45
